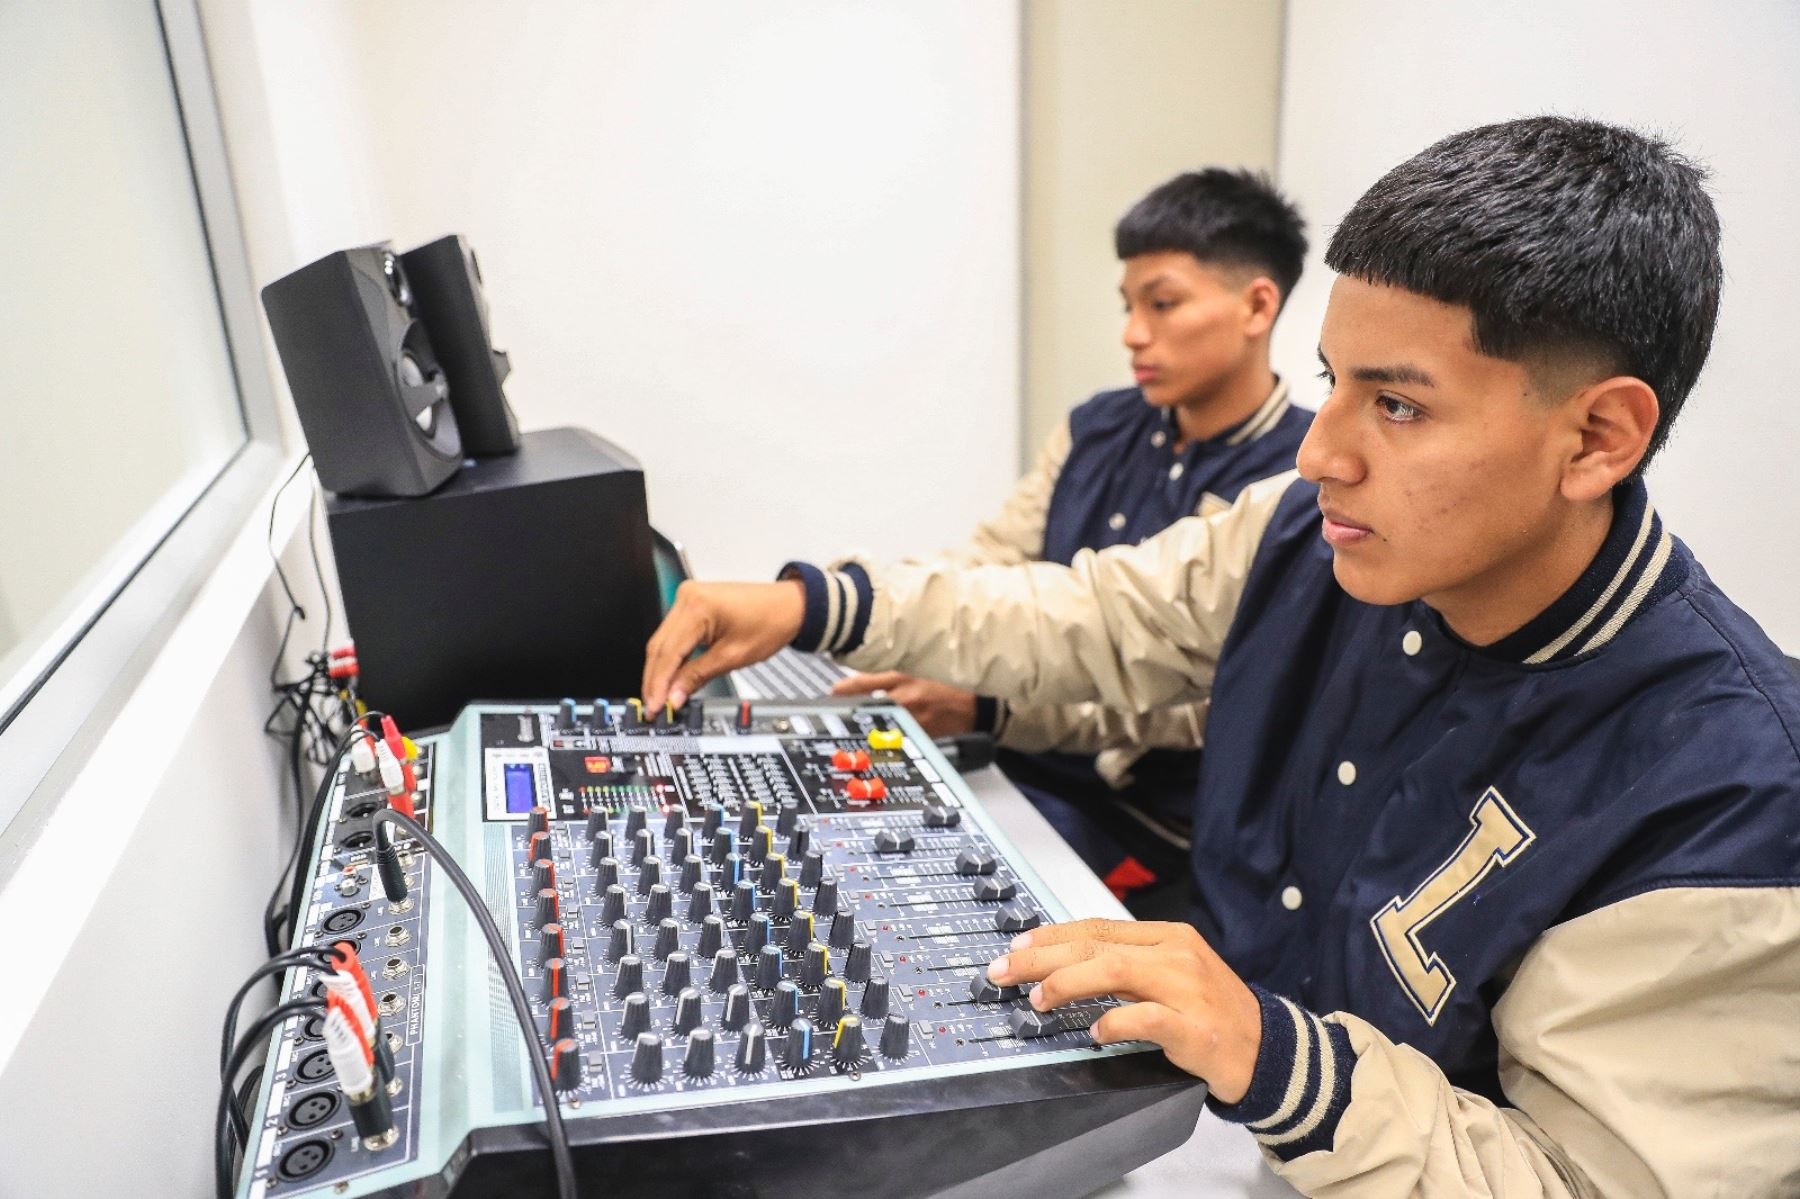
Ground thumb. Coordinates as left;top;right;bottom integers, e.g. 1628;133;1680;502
831;672;896;696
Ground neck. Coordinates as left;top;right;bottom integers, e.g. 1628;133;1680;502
1172;356;1277;448
1430;494;1615;646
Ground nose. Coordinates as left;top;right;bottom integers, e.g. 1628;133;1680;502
1121;307;1151;352
1296;389;1365;486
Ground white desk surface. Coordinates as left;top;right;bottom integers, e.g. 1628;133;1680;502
966;766;1301;1199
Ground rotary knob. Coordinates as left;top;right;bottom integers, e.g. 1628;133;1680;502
845;939;873;984
531;856;556;892
600;883;627;927
879;1013;911;1060
631;1032;664;1084
688;882;716;924
783;1017;815;1069
745;912;773;956
721;984;752;1032
787;820;811;859
614;954;645;999
637;856;663;895
533;887;559;928
759;854;786;894
770;980;800;1028
653;918;681;961
697;914;725;959
684;1027;716;1078
730;880;757;924
663;807;685;838
773;878;799;921
815;977;847;1026
735;1022;767;1073
645;884;673;924
538;922;566;966
813;875;839;914
546;995;576;1044
709;946;740;992
702;803;725;838
541;957;567;1002
831;1015;865;1066
787;911;817;955
552;1037;583;1091
737;801;763;838
606;918;634;963
619;991;650;1039
528;805;552;837
662;951;692;996
756;944;785;991
585;809;610;842
801;943;830;989
776;800;799;836
673;986;704;1034
709;827;733;864
860;977;890;1020
680;854;704;893
799;850;825;889
625;808;648;837
747;826;773;865
593;853;620;888
672;826;695;864
829;908;857;951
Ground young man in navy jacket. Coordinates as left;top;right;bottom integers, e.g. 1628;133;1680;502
834;169;1311;908
643;118;1800;1193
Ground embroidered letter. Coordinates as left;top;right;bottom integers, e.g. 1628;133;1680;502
1370;788;1535;1024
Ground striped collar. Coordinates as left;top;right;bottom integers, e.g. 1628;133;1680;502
1157;377;1292;448
1476;478;1687;665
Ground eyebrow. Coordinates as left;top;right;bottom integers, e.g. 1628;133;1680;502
1316;347;1438;388
1120;273;1175;298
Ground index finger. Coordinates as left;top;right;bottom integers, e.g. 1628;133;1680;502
831;672;905;696
641;606;707;710
1010;917;1169;953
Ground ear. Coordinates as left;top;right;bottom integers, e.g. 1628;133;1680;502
1240;277;1282;339
1560;376;1658;502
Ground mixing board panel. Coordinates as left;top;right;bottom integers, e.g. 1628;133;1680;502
238;700;1203;1199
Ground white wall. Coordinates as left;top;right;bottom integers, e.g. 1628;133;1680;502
1021;0;1284;457
1274;0;1800;647
240;0;1022;578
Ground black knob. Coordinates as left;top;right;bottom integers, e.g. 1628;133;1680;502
631;1032;664;1084
685;1027;716;1077
529;805;551;838
702;803;725;837
813;875;839;914
747;826;773;865
970;975;1020;1004
776;801;799;836
722;852;746;891
829;908;856;952
662;951;692;995
995;904;1042;933
816;977;847;1026
972;876;1017;902
688;881;715;923
771;980;800;1028
879;1013;911;1060
922;804;960;828
674;828;696;865
591;840;617;875
873;829;914;854
606;918;634;963
600;884;627;928
533;887;560;928
709;827;733;864
645;884;673;924
654;918;681;961
801;943;829;989
614;955;645;999
625;808;647;837
730;881;757;924
709;946;739;991
759;854;786;894
680;854;703;893
532;857;556;892
745;912;773;956
735;1021;767;1072
637;856;663;895
788;821;811;860
536;950;565;1000
697;915;725;960
663;807;685;839
722;984;752;1032
784;1017;814;1069
631;827;655;867
586;809;610;842
737;803;761;838
558;698;578;728
845;939;873;984
787;911;816;955
956;849;997;876
546;995;576;1044
832;1015;865;1066
756;944;785;991
799;850;825;889
860;977;890;1020
619;991;650;1039
539;922;566;966
673;985;703;1034
552;1037;583;1091
773;878;799;920
595;855;621;893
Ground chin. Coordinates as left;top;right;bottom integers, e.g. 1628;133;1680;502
1329;555;1424;608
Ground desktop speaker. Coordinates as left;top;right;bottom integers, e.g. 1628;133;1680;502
262;244;464;498
400;234;521;457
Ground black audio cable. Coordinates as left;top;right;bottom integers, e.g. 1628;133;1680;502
370;807;578;1199
218;944;341;1139
271;718;385;957
215;998;325;1199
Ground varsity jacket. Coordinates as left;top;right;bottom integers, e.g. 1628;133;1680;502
783;471;1800;1196
927;380;1308;784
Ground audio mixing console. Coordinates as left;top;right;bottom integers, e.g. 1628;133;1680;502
235;699;1204;1198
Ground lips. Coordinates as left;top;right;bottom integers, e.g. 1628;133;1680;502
1318;502;1374;547
1132;363;1159;384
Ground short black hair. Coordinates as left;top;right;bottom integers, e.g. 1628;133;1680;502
1115;168;1308;308
1325;116;1721;472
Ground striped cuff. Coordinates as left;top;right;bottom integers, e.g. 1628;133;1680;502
776;562;875;655
1207;986;1354;1162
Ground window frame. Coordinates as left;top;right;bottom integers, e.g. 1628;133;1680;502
0;0;285;857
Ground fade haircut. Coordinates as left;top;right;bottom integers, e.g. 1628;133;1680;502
1115;168;1308;309
1326;116;1722;472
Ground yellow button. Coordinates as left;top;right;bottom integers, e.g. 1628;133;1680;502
867;727;904;750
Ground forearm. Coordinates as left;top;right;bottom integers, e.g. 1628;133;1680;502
991;698;1208;756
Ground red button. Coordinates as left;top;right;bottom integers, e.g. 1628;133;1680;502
832;749;872;772
846;777;888;802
